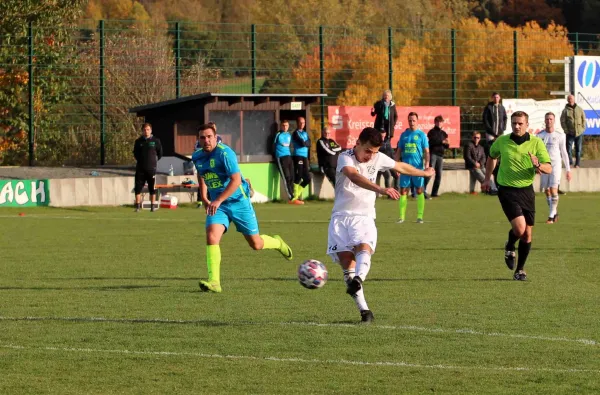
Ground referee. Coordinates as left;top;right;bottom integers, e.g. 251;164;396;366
483;111;551;281
133;123;163;212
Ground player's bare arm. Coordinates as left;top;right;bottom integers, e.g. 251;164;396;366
528;152;552;174
207;172;242;215
341;166;400;200
394;161;434;178
424;147;430;168
198;177;210;206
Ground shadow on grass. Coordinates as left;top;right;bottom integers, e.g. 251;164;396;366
0;285;164;291
0;316;230;327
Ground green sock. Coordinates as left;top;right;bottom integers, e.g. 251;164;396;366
399;195;407;220
417;192;425;219
293;184;301;200
260;234;281;250
206;245;221;284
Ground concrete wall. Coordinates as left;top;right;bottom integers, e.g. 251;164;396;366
46;168;599;207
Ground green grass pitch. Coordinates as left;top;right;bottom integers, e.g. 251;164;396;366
0;194;599;394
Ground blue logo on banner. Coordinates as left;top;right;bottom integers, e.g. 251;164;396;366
577;60;600;88
584;110;600;135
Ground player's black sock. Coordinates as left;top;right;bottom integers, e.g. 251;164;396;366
507;230;518;251
517;241;531;271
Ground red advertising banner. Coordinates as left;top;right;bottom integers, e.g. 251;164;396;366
328;106;461;149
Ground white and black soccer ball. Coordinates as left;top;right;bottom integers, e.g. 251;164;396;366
298;259;328;289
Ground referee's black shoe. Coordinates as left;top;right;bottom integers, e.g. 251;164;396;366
504;242;516;270
513;270;527;281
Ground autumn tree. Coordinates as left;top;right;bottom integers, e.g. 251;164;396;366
0;0;83;165
75;26;219;164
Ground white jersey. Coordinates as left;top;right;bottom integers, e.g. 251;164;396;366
331;149;396;219
537;130;570;171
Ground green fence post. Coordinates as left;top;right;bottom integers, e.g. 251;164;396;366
451;29;456;106
513;30;518;99
99;20;106;165
28;21;35;166
251;24;256;94
451;28;457;158
319;26;325;131
574;32;579;55
175;22;181;98
388;27;393;91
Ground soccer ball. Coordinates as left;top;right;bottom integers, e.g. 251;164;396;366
298;259;328;289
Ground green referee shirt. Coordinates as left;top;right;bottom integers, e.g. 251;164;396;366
489;133;551;188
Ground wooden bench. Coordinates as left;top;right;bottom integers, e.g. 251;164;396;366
140;184;199;202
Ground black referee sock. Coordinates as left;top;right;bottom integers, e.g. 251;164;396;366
507;230;519;251
517;241;531;272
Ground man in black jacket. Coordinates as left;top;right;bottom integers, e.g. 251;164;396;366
464;131;496;194
424;115;448;198
371;89;398;189
316;127;342;186
133;123;163;212
482;92;507;146
371;90;398;140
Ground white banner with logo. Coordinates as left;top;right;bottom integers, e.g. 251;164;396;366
502;98;566;135
572;56;600;135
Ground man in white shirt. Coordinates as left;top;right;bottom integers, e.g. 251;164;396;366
327;127;434;323
537;112;571;223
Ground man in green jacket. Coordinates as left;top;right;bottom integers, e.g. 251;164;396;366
560;94;586;168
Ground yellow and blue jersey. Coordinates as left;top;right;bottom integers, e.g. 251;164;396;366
397;129;429;170
273;131;292;158
191;143;251;203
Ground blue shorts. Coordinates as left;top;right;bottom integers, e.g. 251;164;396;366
205;198;259;235
399;174;425;189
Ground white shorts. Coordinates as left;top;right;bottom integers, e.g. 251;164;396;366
327;215;377;263
540;164;562;189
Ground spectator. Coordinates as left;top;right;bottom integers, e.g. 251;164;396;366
482;92;508;146
424;115;449;198
464;131;496;195
316;126;342;187
273;120;300;204
560;94;586;168
371;89;398;189
291;117;312;202
133;123;163;212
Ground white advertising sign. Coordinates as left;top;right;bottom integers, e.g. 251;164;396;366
502;98;566;135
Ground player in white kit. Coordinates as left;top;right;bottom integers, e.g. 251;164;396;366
537;112;571;224
327;127;435;323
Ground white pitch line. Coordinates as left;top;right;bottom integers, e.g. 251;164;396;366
0;214;330;223
0;315;597;347
1;343;598;374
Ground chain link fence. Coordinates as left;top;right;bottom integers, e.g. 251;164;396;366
2;20;599;165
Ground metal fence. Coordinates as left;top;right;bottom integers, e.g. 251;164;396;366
2;20;599;166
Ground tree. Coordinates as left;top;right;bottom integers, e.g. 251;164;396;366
0;0;83;165
75;27;218;164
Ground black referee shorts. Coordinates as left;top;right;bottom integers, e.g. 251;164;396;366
134;169;157;195
497;184;535;226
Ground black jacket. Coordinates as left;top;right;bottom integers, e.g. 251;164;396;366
371;100;398;140
482;102;507;138
427;126;449;157
463;141;486;170
316;137;341;168
133;135;163;171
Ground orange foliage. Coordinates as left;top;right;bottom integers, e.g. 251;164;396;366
291;18;575;111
